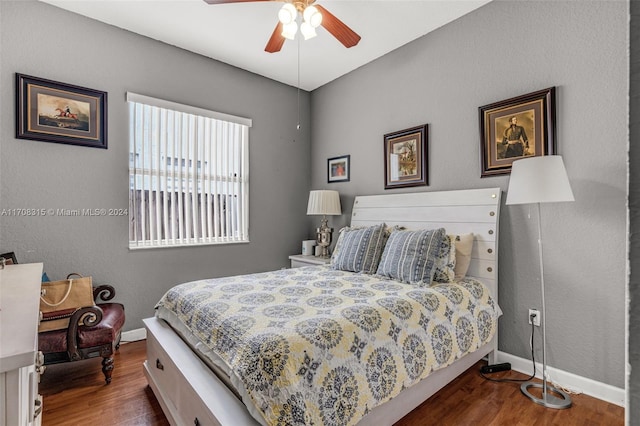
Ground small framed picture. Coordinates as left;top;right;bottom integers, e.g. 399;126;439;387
328;155;350;183
384;124;428;189
0;252;17;265
16;73;108;149
479;87;556;177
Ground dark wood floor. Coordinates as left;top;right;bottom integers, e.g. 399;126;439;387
40;340;624;425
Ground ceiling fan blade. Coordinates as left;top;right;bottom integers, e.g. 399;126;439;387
203;0;274;4
315;5;361;48
265;22;286;53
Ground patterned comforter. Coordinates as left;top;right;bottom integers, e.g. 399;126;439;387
155;265;500;426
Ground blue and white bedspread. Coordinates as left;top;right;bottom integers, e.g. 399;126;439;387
155;265;500;426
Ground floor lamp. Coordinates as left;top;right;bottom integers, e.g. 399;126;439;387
506;155;574;409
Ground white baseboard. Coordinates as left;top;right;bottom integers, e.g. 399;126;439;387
121;327;146;343
496;350;625;407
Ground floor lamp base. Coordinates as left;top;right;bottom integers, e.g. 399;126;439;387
521;381;572;409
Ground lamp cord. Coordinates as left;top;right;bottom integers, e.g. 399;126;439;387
480;317;537;383
296;34;301;130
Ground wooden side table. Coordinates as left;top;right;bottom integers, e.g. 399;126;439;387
288;254;331;268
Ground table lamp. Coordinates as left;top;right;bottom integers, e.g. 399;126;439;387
307;190;341;258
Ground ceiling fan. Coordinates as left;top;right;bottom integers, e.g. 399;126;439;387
203;0;361;53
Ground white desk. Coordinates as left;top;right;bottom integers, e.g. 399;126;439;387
0;263;44;426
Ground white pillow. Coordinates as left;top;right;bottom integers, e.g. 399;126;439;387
453;233;474;279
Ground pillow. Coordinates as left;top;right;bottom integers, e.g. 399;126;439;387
453;233;474;279
433;235;457;283
376;228;446;286
330;223;388;274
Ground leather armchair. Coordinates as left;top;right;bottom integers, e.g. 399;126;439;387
38;284;125;384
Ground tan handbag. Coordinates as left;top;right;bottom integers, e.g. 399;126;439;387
39;273;95;332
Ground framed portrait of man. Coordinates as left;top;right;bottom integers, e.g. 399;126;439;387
479;87;556;177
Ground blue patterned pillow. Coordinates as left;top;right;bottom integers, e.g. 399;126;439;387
330;223;387;274
433;234;456;283
376;228;446;285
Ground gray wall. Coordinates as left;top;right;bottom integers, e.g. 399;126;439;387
629;0;638;421
0;0;629;395
0;1;312;331
311;1;628;388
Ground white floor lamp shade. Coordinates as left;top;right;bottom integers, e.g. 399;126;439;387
506;155;574;205
506;155;574;409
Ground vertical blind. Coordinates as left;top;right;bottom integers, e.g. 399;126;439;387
127;92;251;249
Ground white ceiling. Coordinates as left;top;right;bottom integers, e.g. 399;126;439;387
41;0;491;91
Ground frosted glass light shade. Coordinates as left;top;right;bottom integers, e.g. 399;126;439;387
506;155;574;205
303;5;322;28
278;3;297;24
307;190;341;215
300;22;317;40
281;21;298;40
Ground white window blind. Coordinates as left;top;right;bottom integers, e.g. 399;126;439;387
127;92;251;249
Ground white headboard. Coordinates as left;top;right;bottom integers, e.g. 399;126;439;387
349;187;501;298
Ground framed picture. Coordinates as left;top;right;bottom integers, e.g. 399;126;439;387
479;87;556;177
0;252;17;265
383;124;428;189
328;155;350;183
16;73;108;149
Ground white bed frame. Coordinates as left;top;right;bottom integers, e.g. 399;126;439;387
143;187;502;426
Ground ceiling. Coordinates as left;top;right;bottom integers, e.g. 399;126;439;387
41;0;491;91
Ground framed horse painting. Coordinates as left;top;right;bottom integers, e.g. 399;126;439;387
15;73;107;149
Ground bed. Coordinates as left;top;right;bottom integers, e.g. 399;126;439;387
143;187;502;426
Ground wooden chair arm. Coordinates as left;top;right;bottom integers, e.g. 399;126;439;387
66;305;104;361
93;284;116;302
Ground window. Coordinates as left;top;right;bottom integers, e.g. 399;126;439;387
127;93;251;249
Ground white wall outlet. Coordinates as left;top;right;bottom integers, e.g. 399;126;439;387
528;309;541;326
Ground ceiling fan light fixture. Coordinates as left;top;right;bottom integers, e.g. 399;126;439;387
303;5;322;28
278;3;297;25
282;21;298;40
300;21;317;40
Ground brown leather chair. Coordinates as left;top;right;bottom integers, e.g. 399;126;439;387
38;285;125;384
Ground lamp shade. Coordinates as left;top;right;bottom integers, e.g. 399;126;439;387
278;3;297;24
506;155;574;205
307;190;341;215
281;21;298;40
300;21;317;40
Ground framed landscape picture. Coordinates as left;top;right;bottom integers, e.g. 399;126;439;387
384;124;428;189
16;73;108;149
479;87;556;177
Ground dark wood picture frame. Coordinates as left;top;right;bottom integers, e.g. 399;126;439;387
0;252;17;265
16;73;108;149
384;124;428;189
328;155;350;183
479;87;556;177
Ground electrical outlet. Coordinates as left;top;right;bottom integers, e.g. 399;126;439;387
528;309;541;326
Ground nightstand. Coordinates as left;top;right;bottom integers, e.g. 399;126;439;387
289;254;331;268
